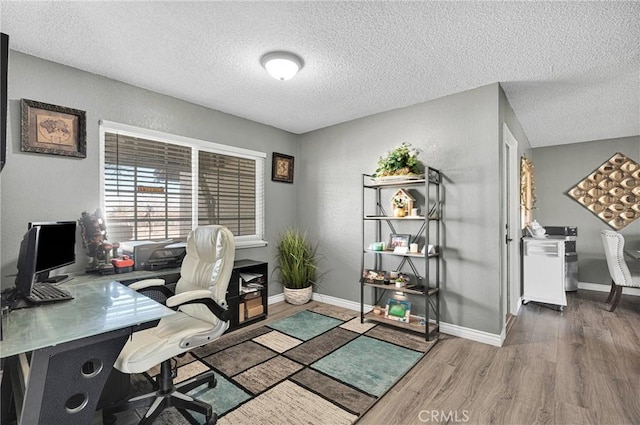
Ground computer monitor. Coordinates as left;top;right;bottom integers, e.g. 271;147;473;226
28;221;76;283
14;226;40;298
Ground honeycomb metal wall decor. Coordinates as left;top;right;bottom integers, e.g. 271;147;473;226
566;152;640;230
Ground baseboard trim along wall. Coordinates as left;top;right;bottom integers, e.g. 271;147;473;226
266;292;504;347
268;293;285;304
578;281;640;297
265;285;637;347
440;321;503;347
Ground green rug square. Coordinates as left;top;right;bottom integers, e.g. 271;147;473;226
187;372;252;420
267;310;343;341
311;335;423;397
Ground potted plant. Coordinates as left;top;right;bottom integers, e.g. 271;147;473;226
274;229;322;305
392;196;406;217
394;273;410;288
374;142;423;178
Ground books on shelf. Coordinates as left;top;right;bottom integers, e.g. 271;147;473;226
240;285;263;294
240;272;264;283
240;272;264;294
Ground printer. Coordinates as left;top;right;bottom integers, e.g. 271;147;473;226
120;240;186;271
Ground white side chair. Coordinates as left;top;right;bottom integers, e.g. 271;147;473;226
103;225;235;425
600;230;640;312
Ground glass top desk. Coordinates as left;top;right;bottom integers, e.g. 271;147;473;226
1;278;175;425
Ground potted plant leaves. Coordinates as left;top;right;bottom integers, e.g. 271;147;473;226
392;196;406;217
374;142;423;181
274;229;322;305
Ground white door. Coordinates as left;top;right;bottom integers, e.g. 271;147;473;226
501;124;521;326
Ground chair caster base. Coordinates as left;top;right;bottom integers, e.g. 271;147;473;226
206;413;218;424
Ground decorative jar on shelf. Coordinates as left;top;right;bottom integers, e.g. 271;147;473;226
394;208;406;217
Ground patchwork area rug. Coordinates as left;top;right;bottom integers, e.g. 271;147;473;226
128;305;435;424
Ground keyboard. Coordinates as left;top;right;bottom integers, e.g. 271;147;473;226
27;283;74;303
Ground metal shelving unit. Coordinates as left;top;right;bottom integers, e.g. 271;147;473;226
360;168;442;341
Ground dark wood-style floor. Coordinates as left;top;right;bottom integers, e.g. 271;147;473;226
97;289;640;424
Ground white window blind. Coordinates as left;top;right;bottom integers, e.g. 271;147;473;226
101;122;266;248
198;151;256;236
104;133;193;242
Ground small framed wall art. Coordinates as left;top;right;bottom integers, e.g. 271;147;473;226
272;152;294;183
21;99;87;158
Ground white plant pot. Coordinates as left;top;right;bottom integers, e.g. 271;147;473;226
283;286;313;305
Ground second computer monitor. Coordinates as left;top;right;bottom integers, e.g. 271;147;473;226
15;226;40;298
28;221;76;282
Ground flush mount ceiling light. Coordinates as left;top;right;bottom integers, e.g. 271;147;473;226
260;51;304;81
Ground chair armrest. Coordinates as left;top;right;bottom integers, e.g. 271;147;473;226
129;278;166;291
129;278;175;303
166;290;231;322
166;290;211;306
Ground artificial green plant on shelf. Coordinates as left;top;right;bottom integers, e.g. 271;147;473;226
374;142;423;177
392;196;406;217
274;229;323;305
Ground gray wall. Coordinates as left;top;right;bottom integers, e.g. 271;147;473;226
0;51;298;293
298;83;508;334
1;51;532;336
533;137;640;284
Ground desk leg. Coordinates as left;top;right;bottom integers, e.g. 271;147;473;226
1;359;17;424
18;328;130;425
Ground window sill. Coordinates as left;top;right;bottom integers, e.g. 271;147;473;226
235;239;268;249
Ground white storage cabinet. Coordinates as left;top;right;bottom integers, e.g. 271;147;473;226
522;238;567;310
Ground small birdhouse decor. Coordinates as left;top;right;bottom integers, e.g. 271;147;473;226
390;188;415;217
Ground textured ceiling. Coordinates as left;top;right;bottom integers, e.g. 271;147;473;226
1;1;638;147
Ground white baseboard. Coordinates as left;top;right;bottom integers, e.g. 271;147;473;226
500;324;507;346
311;292;373;311
578;281;640;297
268;292;372;309
271;292;504;348
439;321;503;347
268;293;285;304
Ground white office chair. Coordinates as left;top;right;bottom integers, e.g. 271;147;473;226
601;230;640;312
103;225;235;425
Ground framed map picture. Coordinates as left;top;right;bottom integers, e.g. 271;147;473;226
272;152;294;183
21;99;86;158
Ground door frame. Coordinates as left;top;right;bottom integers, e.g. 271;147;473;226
501;124;521;334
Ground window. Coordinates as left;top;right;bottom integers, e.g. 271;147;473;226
100;121;266;248
198;151;257;236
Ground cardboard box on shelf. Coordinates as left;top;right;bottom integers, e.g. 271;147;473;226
247;305;264;318
243;291;261;300
245;297;263;309
239;302;245;322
